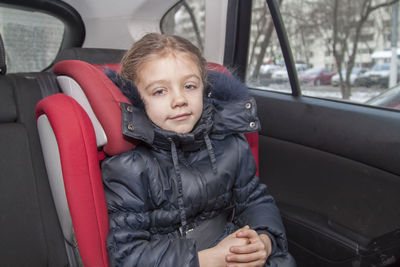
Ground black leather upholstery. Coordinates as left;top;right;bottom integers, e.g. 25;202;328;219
0;80;16;122
0;74;68;266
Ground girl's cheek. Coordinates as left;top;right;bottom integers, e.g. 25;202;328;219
187;87;203;96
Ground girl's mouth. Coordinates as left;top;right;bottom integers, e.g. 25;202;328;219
170;113;191;121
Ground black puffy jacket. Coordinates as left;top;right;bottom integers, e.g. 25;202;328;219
102;71;288;267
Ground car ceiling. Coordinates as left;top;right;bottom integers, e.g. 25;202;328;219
61;0;179;49
62;0;177;19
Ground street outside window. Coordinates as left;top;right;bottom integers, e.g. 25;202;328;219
247;0;400;112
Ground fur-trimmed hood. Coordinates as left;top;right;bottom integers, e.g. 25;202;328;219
105;69;260;150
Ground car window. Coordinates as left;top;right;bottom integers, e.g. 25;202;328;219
0;6;64;73
247;0;400;112
161;0;205;52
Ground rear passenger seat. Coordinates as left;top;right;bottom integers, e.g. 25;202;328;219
0;72;68;266
0;47;125;266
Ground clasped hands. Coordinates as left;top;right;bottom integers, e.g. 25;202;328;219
199;225;272;267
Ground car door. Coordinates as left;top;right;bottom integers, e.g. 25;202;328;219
224;0;400;266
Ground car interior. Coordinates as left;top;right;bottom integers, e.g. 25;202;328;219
0;0;399;266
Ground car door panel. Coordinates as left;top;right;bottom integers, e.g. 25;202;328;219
251;90;400;266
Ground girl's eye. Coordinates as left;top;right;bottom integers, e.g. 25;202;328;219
184;84;197;90
153;88;166;95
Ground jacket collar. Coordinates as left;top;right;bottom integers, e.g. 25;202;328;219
121;100;214;151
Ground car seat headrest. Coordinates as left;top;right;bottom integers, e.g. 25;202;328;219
54;60;138;156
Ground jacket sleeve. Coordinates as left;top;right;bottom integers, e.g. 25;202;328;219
101;151;200;267
232;134;288;257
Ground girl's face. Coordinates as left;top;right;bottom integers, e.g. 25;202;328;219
136;52;204;134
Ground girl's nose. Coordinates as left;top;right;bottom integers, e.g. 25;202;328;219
171;89;187;108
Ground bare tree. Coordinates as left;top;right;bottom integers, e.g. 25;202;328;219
331;0;399;99
283;0;327;66
331;0;353;99
249;3;268;70
250;0;284;80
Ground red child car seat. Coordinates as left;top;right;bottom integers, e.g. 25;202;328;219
36;60;259;267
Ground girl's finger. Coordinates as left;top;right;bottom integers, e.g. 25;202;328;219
226;261;265;267
226;251;265;263
236;228;257;238
233;225;251;236
229;242;264;254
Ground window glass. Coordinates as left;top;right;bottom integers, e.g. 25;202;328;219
247;0;400;112
0;6;64;73
161;0;205;52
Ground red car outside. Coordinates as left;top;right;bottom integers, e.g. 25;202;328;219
299;68;336;85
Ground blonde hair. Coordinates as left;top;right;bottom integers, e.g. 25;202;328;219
121;33;207;85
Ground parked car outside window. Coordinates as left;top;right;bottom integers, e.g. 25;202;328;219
331;68;367;86
299;68;336;85
354;64;393;88
259;64;281;80
270;63;308;84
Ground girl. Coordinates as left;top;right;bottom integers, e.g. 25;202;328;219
102;33;291;267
